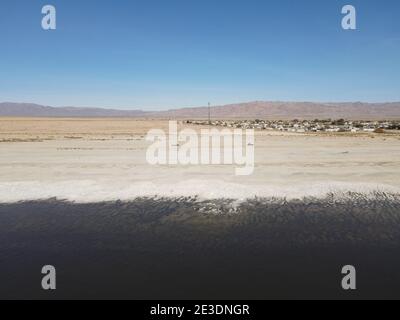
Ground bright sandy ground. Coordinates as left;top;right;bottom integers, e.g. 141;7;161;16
1;118;400;202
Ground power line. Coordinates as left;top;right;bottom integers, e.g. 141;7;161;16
208;102;211;125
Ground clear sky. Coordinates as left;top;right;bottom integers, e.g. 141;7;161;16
0;0;399;110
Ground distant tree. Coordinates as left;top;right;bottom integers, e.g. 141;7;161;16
333;119;345;126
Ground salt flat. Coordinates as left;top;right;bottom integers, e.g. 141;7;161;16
1;118;400;202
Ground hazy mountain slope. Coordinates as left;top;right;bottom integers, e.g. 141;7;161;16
151;101;400;119
1;101;400;119
0;103;148;117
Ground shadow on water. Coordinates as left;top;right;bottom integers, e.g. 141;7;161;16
0;192;400;299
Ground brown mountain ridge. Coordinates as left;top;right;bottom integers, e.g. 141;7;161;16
1;101;400;120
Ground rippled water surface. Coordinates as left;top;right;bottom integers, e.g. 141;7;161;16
1;193;400;299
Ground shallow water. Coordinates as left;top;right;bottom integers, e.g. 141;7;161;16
0;193;400;299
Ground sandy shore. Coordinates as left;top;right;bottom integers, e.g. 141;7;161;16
1;118;400;202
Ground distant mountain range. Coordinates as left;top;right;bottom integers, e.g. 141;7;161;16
1;101;400;120
0;103;146;117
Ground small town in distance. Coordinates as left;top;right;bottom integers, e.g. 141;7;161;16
187;119;400;133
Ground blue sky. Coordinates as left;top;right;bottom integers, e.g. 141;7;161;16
0;0;399;110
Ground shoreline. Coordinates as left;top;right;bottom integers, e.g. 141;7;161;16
1;180;400;203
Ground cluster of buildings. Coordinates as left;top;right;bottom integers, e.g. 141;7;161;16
186;119;400;133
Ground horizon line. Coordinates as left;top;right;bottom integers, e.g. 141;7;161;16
2;100;400;112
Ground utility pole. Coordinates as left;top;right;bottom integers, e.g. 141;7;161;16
208;102;211;125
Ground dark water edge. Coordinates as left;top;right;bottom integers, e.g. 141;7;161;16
0;193;400;300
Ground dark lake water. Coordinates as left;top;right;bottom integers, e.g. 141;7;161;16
1;193;400;299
